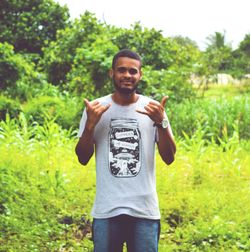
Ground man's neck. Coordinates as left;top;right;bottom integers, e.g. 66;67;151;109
111;91;139;106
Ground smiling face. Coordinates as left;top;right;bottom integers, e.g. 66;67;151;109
110;57;142;95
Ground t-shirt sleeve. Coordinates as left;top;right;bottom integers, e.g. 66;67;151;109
77;109;87;138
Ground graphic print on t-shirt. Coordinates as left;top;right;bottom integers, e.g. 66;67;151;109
109;118;141;177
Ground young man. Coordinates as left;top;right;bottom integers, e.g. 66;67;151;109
76;49;176;252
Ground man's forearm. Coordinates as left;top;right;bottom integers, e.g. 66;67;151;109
75;127;95;165
157;127;176;165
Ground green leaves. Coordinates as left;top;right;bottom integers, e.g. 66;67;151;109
1;112;249;251
0;0;69;54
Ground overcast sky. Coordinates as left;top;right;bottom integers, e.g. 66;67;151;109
56;0;250;50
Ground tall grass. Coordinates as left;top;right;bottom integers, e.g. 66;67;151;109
157;130;250;251
0;109;249;251
0;115;94;251
169;95;250;141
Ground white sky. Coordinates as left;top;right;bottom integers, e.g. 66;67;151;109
56;0;250;50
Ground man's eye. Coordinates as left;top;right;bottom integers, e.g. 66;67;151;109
128;69;138;75
117;67;138;75
117;67;127;73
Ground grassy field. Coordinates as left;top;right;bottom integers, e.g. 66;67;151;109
0;86;250;251
195;82;250;98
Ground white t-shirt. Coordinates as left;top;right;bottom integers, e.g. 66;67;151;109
78;94;170;220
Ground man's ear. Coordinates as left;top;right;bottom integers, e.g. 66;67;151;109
109;69;113;78
139;70;143;80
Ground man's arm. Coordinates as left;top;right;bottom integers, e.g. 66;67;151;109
75;123;95;165
75;99;110;166
156;126;176;165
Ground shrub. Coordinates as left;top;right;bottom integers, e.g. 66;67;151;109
0;42;47;101
140;66;195;102
0;96;21;120
23;96;82;129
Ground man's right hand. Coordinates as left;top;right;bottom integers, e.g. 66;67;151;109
84;99;111;130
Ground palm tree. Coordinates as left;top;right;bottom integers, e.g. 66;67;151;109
206;31;227;49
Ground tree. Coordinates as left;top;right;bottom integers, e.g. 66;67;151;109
238;34;250;73
0;42;49;101
230;33;250;77
0;0;69;54
203;31;233;74
67;37;118;98
112;23;173;70
206;31;228;50
42;11;106;86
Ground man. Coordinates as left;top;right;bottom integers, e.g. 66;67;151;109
75;49;176;252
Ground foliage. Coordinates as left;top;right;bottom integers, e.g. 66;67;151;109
201;32;233;76
140;66;195;102
0;42;25;90
0;42;50;101
0;0;69;54
67;37;119;98
230;33;250;77
0;3;250;251
0;115;249;251
112;23;173;70
169;95;250;141
0;115;92;251
23;95;82;129
206;31;228;50
0;96;21;120
42;18;201;101
0;2;249;108
158;134;250;251
41;11;106;86
204;46;233;74
239;33;250;57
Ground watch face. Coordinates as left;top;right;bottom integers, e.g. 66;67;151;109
162;118;169;128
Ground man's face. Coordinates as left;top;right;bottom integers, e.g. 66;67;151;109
110;57;142;94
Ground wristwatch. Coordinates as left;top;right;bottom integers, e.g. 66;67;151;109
154;117;169;129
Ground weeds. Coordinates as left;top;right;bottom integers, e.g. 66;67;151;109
0;106;249;251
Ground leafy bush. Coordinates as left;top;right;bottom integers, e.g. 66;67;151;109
0;43;23;90
0;0;69;54
0;116;249;251
0;42;49;101
140;66;195;102
0;96;21;120
41;11;106;86
23;95;82;129
67;36;118;98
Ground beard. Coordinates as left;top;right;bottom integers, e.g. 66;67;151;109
113;79;139;94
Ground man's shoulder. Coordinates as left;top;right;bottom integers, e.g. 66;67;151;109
138;94;156;103
93;94;112;104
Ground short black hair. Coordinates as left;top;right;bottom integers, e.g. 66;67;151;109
112;49;142;69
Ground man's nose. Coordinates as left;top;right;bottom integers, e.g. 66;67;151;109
123;70;132;77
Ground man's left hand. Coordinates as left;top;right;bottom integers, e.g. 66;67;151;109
136;96;168;124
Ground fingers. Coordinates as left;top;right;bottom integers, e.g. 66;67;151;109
84;98;111;117
102;103;111;113
136;96;169;123
84;99;109;109
161;96;169;107
136;109;149;115
84;99;111;128
84;98;90;108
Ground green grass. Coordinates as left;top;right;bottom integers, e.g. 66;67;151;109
195;82;250;98
169;94;250;142
157;138;250;251
0;113;249;251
